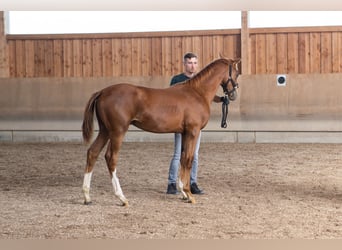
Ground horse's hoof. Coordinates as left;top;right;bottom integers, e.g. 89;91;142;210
188;198;196;204
121;201;129;207
84;201;92;205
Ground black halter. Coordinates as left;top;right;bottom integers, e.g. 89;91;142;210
221;64;239;96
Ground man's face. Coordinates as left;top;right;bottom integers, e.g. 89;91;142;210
184;57;198;75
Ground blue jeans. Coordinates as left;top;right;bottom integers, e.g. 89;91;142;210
167;131;201;185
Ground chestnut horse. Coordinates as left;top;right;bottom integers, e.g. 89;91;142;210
82;57;240;206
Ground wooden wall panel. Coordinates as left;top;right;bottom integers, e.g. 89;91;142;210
34;41;45;77
15;40;25;77
255;34;266;74
25;40;35;77
131;38;142;76
171;37;183;75
112;39;122;77
92;39;103;77
53;40;63;77
276;33;288;73
192;36;203;68
249;34;256;74
73;40;83;77
44;40;54;77
161;37;172;76
82;40;93;77
5;27;342;77
265;33;277;74
298;33;310;74
63;40;73;77
309;33;321;73
202;36;214;66
331;32;341;73
151;38;162;76
287;33;299;73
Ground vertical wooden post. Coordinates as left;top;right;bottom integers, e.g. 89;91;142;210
241;11;250;75
0;11;9;77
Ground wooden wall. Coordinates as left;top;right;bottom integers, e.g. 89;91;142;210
249;26;342;74
2;9;342;77
5;26;342;77
6;30;241;78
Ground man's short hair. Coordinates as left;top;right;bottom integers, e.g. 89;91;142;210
183;52;198;61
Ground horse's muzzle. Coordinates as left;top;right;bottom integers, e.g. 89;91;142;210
228;90;238;101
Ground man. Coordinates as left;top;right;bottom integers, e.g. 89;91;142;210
166;52;224;195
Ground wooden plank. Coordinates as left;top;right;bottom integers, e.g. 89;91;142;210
15;40;25;77
320;32;332;73
63;40;73;77
34;40;46;77
121;38;132;76
25;40;35;77
131;38;142;76
298;33;310;73
151;37;162;76
202;36;213;66
331;32;341;73
92;39;103;77
161;37;172;76
53;40;63;77
102;39;113;77
222;35;236;59
276;33;288;73
112;39;122;77
73;40;83;77
309;32;321;73
265;33;277;74
8;41;16;77
234;34;241;60
171;37;183;75
192;36;203;68
249;34;256;74
255;34;266;74
287;33;299;73
212;35;223;59
44;40;54;77
82;40;93;77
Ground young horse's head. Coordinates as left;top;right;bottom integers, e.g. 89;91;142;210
219;57;241;101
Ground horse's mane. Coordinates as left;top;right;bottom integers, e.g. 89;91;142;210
186;58;231;88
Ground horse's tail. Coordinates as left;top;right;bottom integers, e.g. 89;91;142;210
82;91;102;144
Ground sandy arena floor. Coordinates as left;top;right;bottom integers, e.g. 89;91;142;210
0;142;341;239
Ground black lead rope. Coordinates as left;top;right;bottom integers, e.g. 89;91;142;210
221;95;230;128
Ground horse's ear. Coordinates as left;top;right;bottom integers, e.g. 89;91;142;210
219;53;224;59
234;58;241;71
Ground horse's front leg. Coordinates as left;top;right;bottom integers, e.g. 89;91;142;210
179;132;198;204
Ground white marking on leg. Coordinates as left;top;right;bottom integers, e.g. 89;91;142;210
178;179;188;200
112;170;128;205
82;171;93;203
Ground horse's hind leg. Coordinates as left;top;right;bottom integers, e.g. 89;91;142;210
179;131;198;204
105;133;129;206
82;131;108;205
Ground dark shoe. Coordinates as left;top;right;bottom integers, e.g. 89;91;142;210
166;183;179;194
191;183;204;195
